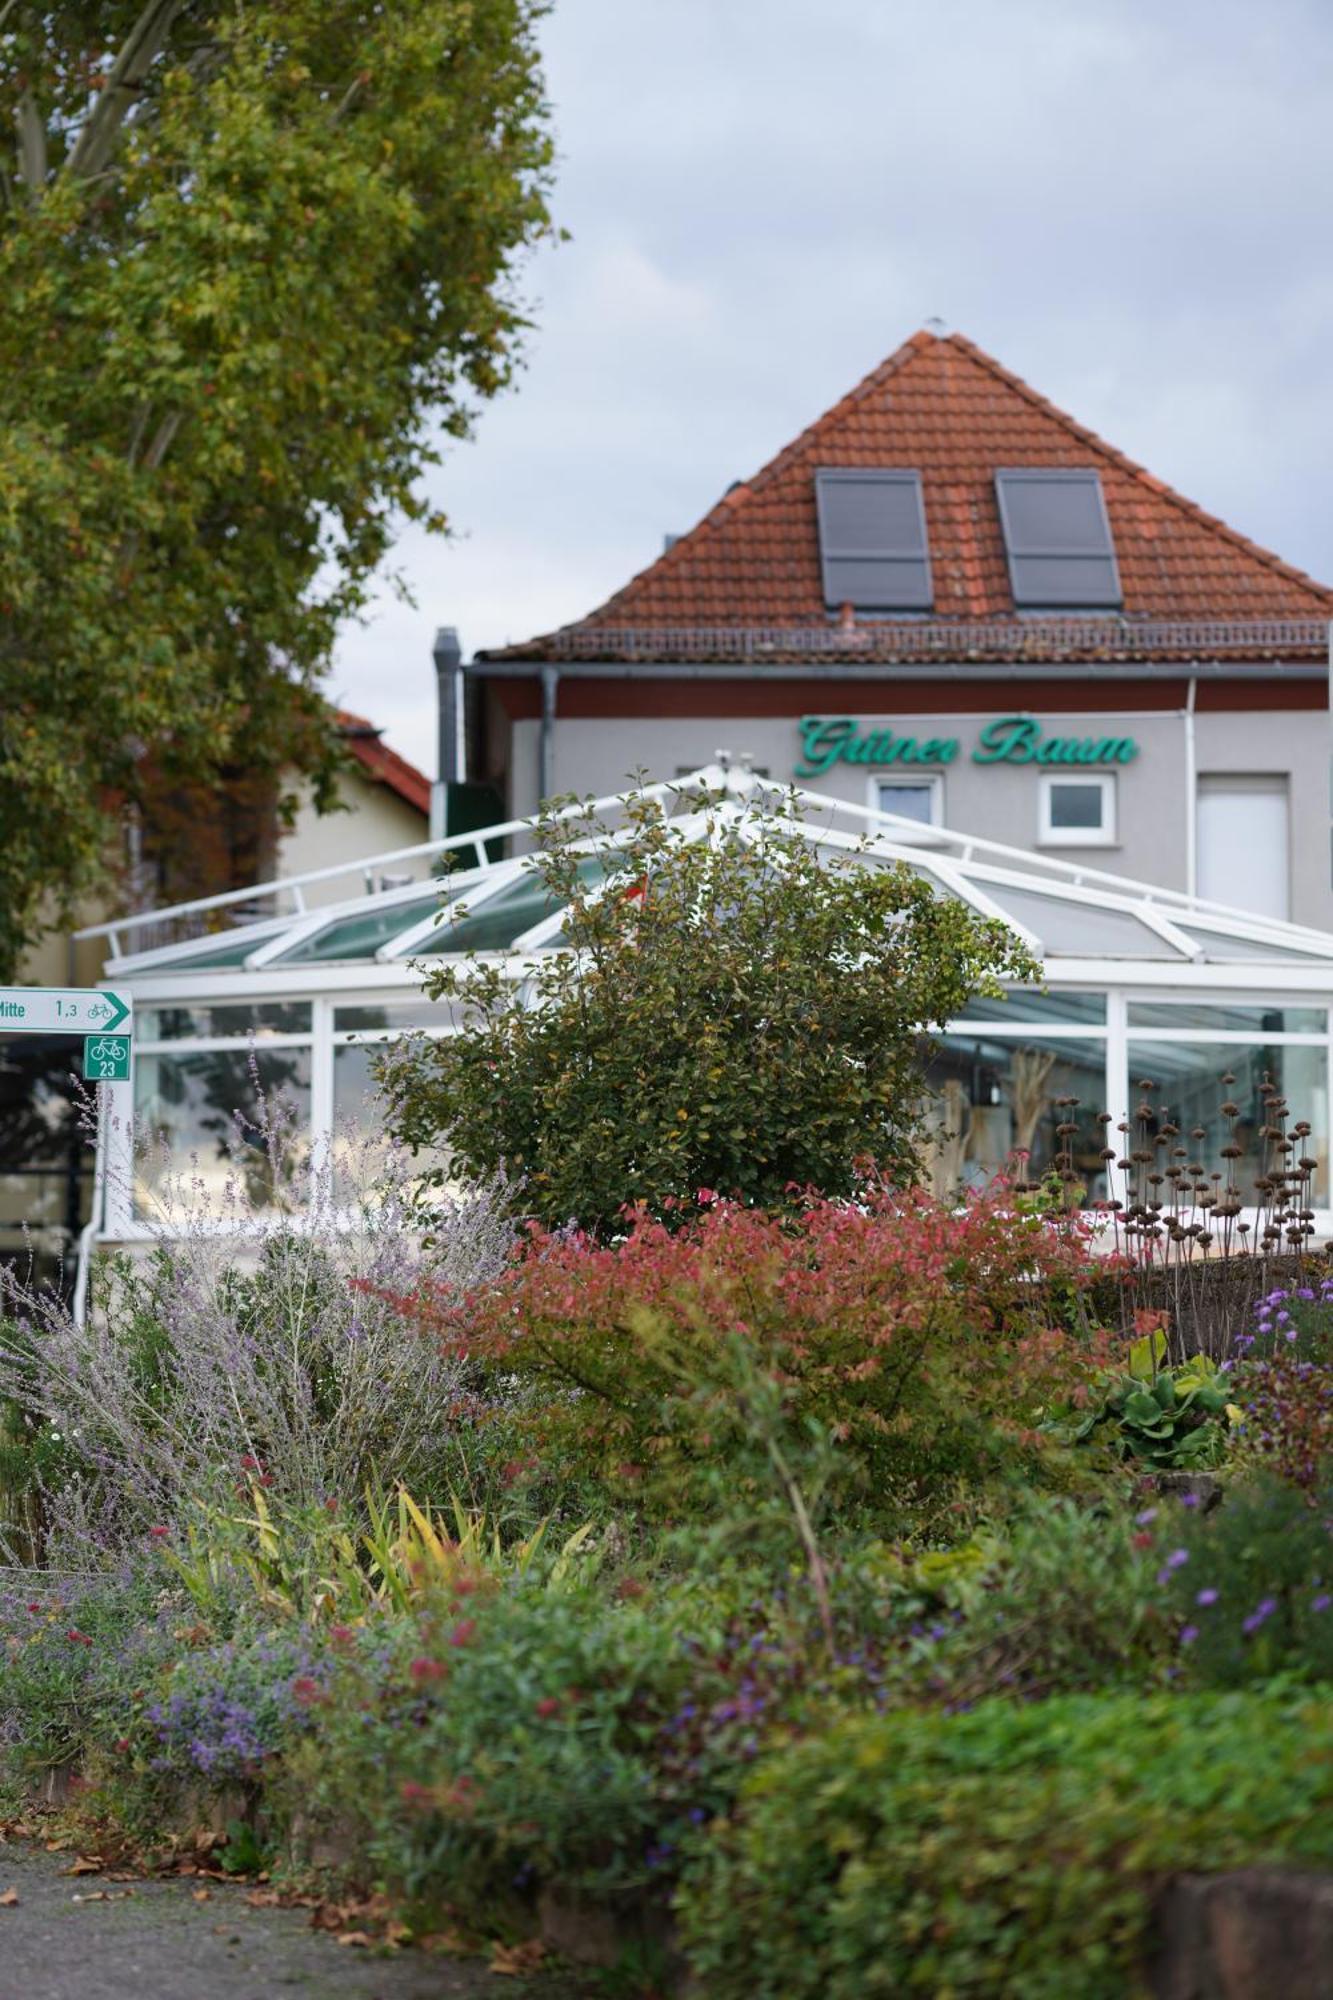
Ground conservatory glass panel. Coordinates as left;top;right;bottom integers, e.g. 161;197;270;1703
332;1043;453;1192
125;933;280;970
420;854;617;955
271;895;442;965
1174;925;1332;964
1126;1040;1328;1206
334;1000;461;1034
922;1033;1109;1202
983;885;1182;958
134;1049;312;1216
139;1002;312;1042
1126;1002;1327;1034
949;987;1107;1026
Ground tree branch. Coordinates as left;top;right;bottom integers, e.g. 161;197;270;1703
141;409;182;471
62;0;188;186
16;91;48;190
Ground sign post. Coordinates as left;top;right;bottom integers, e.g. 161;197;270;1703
0;985;134;1082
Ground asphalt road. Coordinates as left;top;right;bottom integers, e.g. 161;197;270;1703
0;1841;588;2000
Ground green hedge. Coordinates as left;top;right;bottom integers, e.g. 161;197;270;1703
676;1689;1333;1999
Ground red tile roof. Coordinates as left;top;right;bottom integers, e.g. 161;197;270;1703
482;331;1333;665
337;712;431;816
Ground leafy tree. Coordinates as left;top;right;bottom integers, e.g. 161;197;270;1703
0;0;555;975
379;785;1040;1231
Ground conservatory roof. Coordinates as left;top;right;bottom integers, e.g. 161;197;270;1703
78;765;1333;980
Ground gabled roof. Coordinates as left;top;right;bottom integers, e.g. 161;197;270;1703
481;330;1333;666
337;711;431;816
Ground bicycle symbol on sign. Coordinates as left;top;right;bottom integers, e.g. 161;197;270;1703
82;1035;132;1082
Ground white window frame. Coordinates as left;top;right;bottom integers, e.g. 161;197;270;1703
1038;772;1117;848
867;772;944;837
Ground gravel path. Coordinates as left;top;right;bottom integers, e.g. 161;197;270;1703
0;1841;591;2000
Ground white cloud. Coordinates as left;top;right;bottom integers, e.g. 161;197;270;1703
333;0;1333;772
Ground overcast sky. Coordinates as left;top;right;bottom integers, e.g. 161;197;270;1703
330;0;1333;773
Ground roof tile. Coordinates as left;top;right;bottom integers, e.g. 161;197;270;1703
481;331;1332;665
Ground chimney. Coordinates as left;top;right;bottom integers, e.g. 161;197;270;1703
431;626;463;841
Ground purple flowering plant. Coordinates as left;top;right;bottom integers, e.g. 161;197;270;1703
1230;1276;1333;1491
1157;1472;1333;1687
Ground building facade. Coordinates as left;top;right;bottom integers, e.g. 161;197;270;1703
451;331;1333;929
3;714;430;1291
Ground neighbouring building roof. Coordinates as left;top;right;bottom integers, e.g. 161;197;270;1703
480;330;1333;667
337;711;431;815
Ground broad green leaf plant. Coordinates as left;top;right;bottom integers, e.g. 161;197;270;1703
0;1;554;973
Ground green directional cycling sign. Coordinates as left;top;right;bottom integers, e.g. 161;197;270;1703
0;986;133;1083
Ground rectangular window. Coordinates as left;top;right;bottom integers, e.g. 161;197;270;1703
1038;773;1116;847
922;1033;1110;1202
814;468;932;611
872;775;943;827
995;468;1121;609
1127;1001;1326;1035
1196;775;1290;922
1126;1039;1327;1206
133;1048;312;1217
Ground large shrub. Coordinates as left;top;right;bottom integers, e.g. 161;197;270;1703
379;784;1038;1232
676;1689;1333;2000
391;1184;1112;1536
0;1135;511;1559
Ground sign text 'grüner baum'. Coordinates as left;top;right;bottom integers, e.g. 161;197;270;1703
794;714;1139;780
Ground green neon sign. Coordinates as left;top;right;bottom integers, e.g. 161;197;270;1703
794;714;1139;780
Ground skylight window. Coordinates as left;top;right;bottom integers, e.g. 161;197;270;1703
814;469;932;611
994;469;1122;609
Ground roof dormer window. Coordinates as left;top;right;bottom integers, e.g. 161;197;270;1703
814;468;933;611
995;468;1122;609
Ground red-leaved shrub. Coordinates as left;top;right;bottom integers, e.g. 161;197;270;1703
374;1184;1117;1532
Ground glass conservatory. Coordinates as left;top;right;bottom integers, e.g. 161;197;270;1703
77;764;1333;1247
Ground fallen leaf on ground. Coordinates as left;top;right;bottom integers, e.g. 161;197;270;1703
419;1930;470;1954
490;1938;546;1975
0;1888;18;1907
336;1930;375;1948
192;1888;212;1903
64;1857;103;1876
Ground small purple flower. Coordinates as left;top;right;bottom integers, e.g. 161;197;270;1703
1180;1625;1199;1645
1196;1587;1219;1608
1313;1595;1331;1615
1135;1507;1158;1527
1242;1597;1278;1637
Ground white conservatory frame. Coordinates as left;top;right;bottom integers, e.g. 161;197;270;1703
75;763;1333;1248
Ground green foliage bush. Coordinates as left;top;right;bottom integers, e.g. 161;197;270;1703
1159;1473;1333;1687
675;1688;1333;2000
0;1567;166;1771
878;1497;1170;1706
380;785;1037;1231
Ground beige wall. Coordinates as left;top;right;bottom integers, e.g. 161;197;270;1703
509;697;1333;935
276;771;428;908
15;768;429;984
